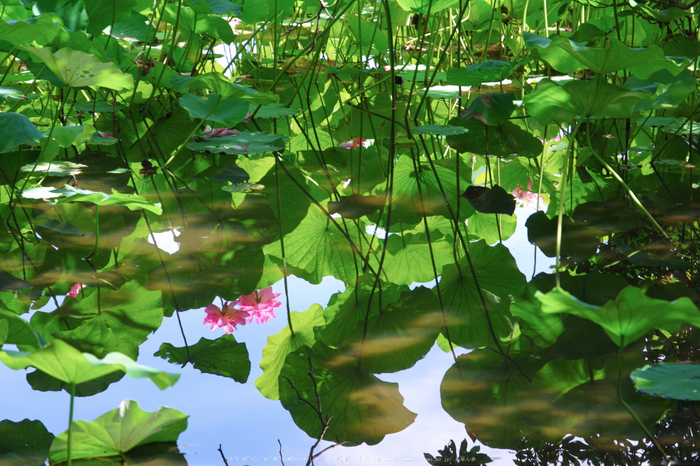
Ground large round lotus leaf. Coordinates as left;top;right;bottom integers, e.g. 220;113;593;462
255;304;325;400
438;240;526;348
460;92;516;126
397;0;458;14
523;33;684;78
340;286;442;373
524;78;654;125
49;399;188;464
537;287;700;348
446;118;542;157
632;364;700;400
179;92;249;127
188;131;286;156
21;46;133;90
447;61;514;86
279;341;416;445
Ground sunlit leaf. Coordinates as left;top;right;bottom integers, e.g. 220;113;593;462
0;339;178;387
525;78;654;125
632;364;700;400
48;185;163;215
537;287;700;347
523;33;685;77
21;46;133;90
179;92;249;127
49;399;188;464
263;204;365;284
255;304;325;400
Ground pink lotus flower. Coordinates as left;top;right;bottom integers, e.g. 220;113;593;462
513;179;543;209
67;283;86;298
339;137;369;149
203;302;250;334
236;287;281;325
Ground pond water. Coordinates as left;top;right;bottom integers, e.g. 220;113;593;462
1;1;700;465
2;211;551;466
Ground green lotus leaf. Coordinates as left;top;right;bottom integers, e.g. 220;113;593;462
397;0;458;14
414;125;469;136
255;304;325;400
250;103;299;119
446;118;543;157
632;364;700;400
21;161;87;176
461;185;516;215
439;240;526;348
21;46;133;90
83;0;138;36
0;310;40;349
341;286;442;373
155;335;250;383
523;33;684;78
468;210;517;244
525;78;654;125
374;155;473;225
0;113;46;153
447;61;514;86
263;204;367;284
179;92;249;127
0;339;178;387
0;15;59;47
49;185;162;215
279;341;416;445
537;287;700;347
188;131;286;156
460;92;516;126
49;399;188;464
0;419;54;466
42;281;163;359
383;231;454;284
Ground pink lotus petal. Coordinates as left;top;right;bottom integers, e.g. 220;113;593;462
67;283;86;298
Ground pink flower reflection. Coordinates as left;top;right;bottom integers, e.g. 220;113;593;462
513;179;543;209
236;287;281;325
67;283;86;298
203;302;250;334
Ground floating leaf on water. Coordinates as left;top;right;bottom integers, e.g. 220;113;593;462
188;131;286;155
632;364;700;400
21;161;87;176
222;183;265;194
447;60;514;86
414;125;469;136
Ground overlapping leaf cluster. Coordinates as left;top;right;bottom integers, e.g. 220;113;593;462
0;0;698;464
